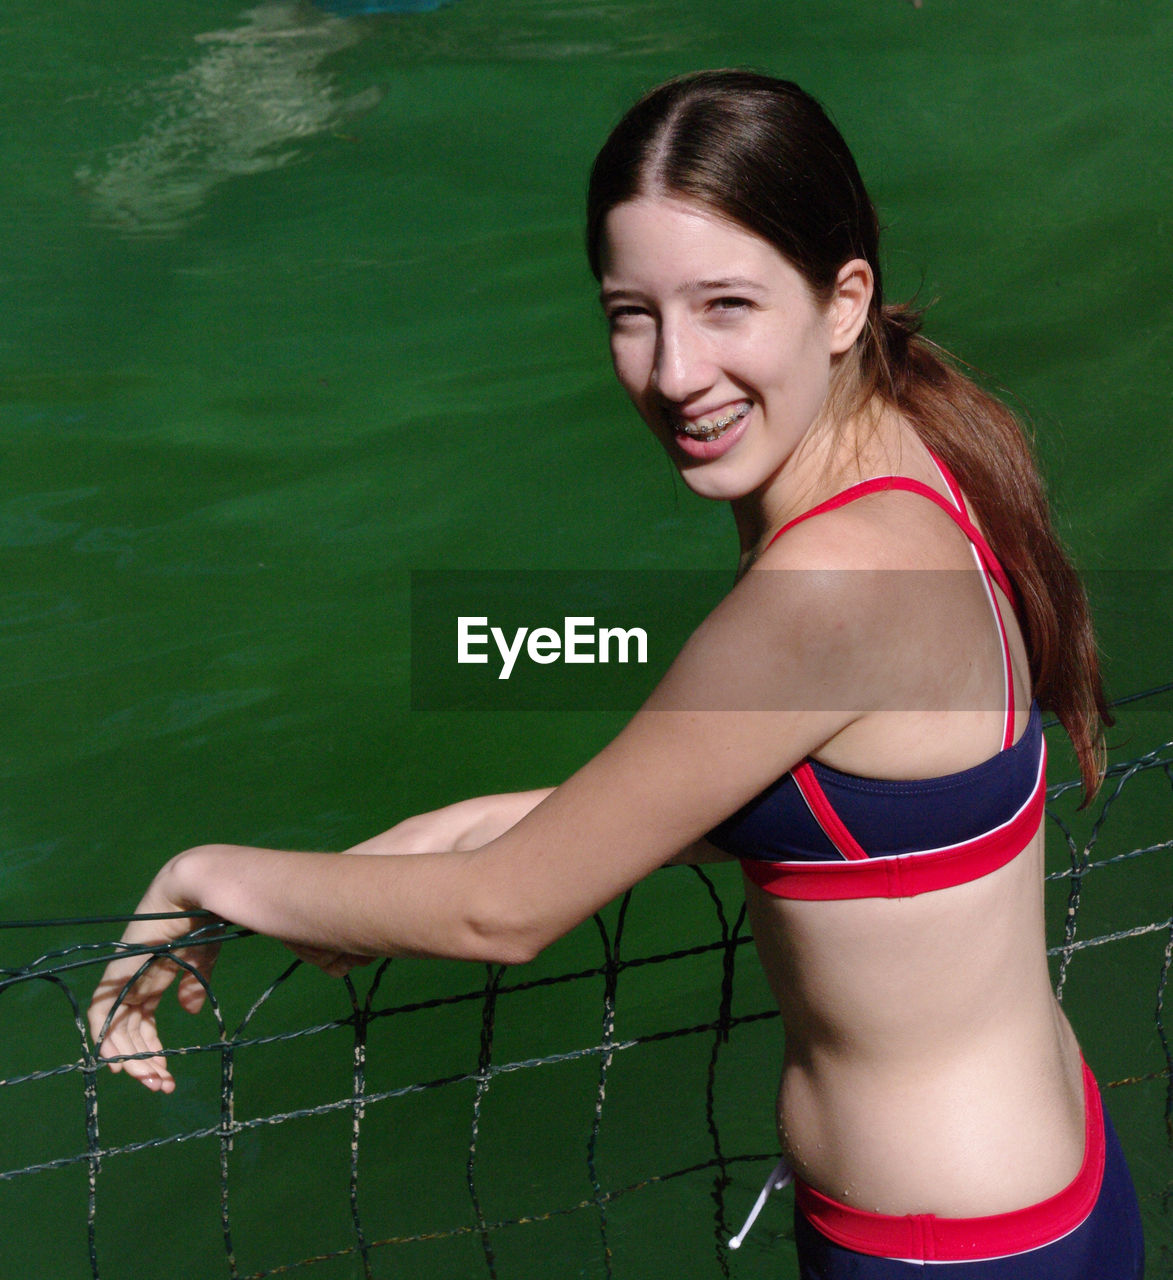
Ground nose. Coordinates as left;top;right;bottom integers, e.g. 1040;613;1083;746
652;315;714;404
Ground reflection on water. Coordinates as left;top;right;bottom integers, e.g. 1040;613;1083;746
318;0;704;67
315;0;456;11
72;0;703;240
74;2;382;237
485;1;703;60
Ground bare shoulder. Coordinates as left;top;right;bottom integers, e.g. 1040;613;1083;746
757;482;983;574
645;532;892;721
744;478;1018;776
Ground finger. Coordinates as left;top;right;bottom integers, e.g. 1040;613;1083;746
93;1014;140;1079
122;1008;175;1093
87;996;112;1051
176;970;209;1014
89;986;134;1066
175;943;219;1014
318;952;374;977
285;943;336;967
88;966;138;1048
94;978;173;1091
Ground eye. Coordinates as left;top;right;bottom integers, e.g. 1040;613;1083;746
708;296;753;315
604;304;652;330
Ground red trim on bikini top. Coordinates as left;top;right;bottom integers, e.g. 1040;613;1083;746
744;456;1029;893
741;737;1046;899
767;471;1017;605
794;1058;1105;1261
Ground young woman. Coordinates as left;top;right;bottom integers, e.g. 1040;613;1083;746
89;71;1144;1277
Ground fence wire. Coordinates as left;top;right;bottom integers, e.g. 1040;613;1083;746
2;694;1171;1279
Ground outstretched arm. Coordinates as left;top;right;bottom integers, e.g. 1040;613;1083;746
87;559;889;1092
85;790;554;1091
272;789;557;974
344;790;729;864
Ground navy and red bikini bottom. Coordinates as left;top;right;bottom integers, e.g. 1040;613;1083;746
794;1061;1144;1278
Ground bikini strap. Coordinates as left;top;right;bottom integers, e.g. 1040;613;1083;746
767;472;1016;605
767;454;1019;792
926;453;1016;750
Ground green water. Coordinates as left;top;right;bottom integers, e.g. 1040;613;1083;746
2;0;1171;1276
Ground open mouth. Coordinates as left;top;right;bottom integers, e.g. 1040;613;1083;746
675;401;752;442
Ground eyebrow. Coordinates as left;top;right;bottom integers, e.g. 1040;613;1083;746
677;277;766;294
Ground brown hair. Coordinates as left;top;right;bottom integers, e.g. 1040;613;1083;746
587;70;1111;796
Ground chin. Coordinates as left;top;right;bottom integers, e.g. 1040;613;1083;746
676;462;757;503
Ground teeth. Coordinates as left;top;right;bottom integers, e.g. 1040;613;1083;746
678;402;751;440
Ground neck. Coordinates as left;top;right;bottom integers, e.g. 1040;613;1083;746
730;410;846;573
730;397;907;574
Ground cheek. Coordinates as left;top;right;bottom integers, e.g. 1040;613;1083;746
762;325;832;407
609;336;650;399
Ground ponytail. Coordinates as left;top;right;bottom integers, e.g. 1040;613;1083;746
866;305;1112;799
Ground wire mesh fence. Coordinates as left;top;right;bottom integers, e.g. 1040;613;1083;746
2;691;1171;1279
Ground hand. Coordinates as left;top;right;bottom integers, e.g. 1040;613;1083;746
283;942;375;978
87;866;221;1094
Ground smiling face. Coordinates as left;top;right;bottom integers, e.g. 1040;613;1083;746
599;195;869;506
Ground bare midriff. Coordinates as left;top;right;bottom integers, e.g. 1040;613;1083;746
745;827;1088;1218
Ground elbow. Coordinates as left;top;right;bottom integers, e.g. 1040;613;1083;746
462;914;547;968
476;938;544;968
460;885;554;968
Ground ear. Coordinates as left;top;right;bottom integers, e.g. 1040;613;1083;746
828;258;874;355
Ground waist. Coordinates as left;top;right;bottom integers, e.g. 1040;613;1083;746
748;833;1053;1057
794;1060;1105;1261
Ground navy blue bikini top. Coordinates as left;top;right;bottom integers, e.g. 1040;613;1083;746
705;456;1047;901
